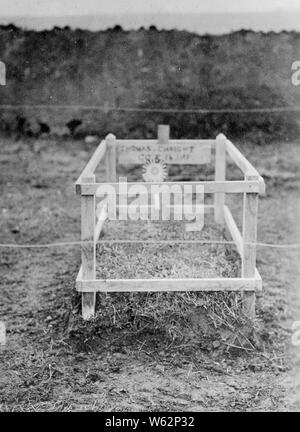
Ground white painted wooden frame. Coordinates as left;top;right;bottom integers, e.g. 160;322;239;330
75;131;265;320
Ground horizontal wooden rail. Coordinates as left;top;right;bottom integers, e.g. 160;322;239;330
115;203;214;212
115;139;216;146
223;205;243;256
79;180;262;195
75;139;107;194
76;271;262;293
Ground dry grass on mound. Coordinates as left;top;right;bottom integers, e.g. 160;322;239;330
71;289;261;355
96;220;240;279
78;219;259;351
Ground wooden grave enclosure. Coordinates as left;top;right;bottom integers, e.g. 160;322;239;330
75;125;265;320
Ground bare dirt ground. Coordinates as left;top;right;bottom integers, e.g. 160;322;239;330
0;136;299;411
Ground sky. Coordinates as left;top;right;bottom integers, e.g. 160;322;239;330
1;0;300;16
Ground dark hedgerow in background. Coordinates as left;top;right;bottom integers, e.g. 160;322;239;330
0;25;300;140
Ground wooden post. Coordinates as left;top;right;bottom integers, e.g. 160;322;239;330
158;125;170;145
214;133;226;224
156;125;169;219
242;172;259;319
81;175;96;320
105;133;117;182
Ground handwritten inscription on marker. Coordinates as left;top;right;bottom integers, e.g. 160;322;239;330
118;140;213;165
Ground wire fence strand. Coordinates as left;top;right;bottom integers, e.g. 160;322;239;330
0;105;300;114
0;240;299;249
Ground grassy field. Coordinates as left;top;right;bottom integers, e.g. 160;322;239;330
0;136;299;411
